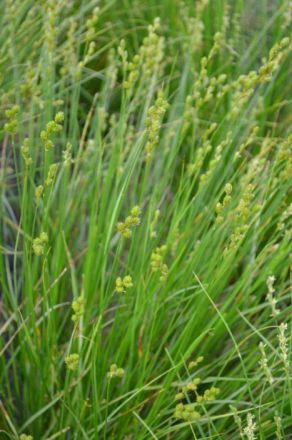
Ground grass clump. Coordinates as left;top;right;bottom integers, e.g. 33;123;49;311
0;0;291;439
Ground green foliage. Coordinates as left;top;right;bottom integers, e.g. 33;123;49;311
0;0;291;439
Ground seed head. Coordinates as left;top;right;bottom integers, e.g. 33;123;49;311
21;139;32;166
4;105;20;135
115;275;133;294
117;206;141;238
71;296;84;323
65;353;79;371
32;232;48;256
35;185;44;202
107;363;125;379
150;245;168;282
243;413;257;440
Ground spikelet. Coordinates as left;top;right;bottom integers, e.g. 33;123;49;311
107;364;125;379
21;139;32;166
71;296;84;323
4;105;19;134
65;353;79;371
40;112;64;151
115;275;133;294
145;90;168;161
117;206;141;238
243;413;257;440
150;245;168;282
32;232;49;256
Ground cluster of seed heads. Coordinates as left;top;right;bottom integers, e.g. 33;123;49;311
40;112;64;151
174;354;220;422
4;104;19;134
32;232;48;256
278;323;289;373
21;138;32;167
258;37;290;82
35;185;44;202
224;183;255;254
188;356;204;369
259;342;273;385
174;402;200;422
65;353;79;371
174;381;220;421
117;206;141;238
266;276;280;317
219;37;290;118
45;163;59;187
243;413;257;440
107;364;125;379
63;142;73;167
215;183;233;224
118;18;164;84
197;386;220;402
274;413;283;440
145;90;168;161
76;41;96;79
124;55;140;90
85;6;100;42
181;377;201;394
44;0;58;54
150;244;168;282
71;296;84;323
179;0;206;52
139;17;164;77
115;275;133;294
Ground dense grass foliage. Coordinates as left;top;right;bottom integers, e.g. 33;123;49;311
0;0;291;439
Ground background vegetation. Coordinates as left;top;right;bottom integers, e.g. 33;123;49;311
0;0;291;438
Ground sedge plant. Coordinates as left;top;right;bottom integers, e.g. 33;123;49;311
0;0;291;439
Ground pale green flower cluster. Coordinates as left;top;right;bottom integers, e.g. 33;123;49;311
139;18;164;77
215;183;233;224
278;323;289;373
145;91;168;161
35;185;44;202
259;342;274;385
85;7;100;42
65;353;79;371
266;276;280;317
150;245;168;282
117;206;141;238
107;364;125;379
174;402;200;422
243;413;257;440
197;386;220;402
4;104;19;134
21;138;32;167
40;112;64;151
32;232;49;256
20;435;33;440
224;183;255;254
115;275;133;294
45;163;59;187
71;296;84;323
174;358;220;423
